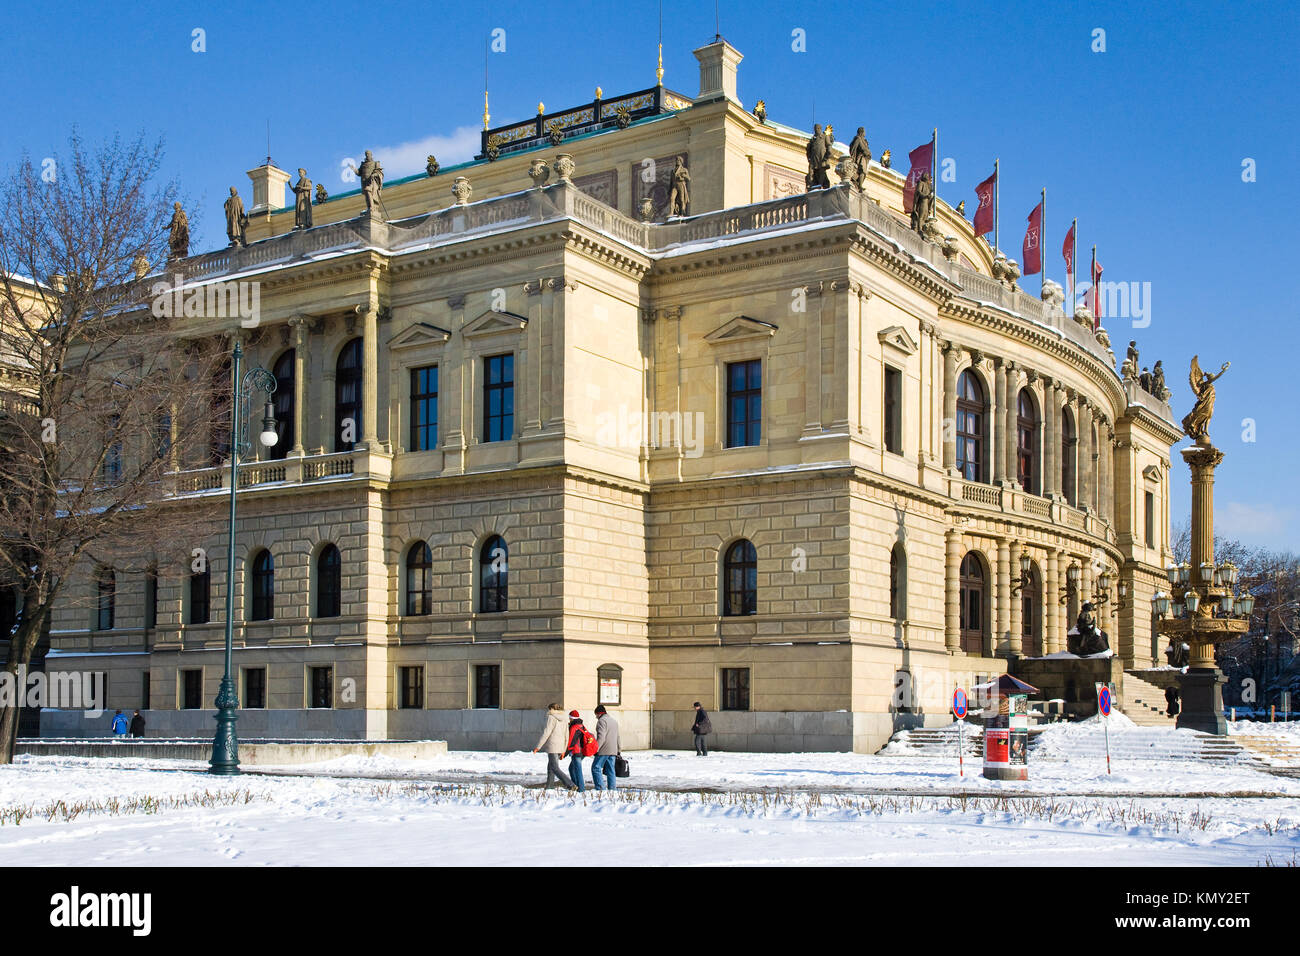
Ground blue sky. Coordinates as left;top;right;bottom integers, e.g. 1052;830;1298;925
4;0;1296;551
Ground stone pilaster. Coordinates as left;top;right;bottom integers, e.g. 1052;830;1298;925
1078;397;1094;511
941;341;958;471
1004;362;1020;484
1008;539;1023;656
289;316;308;456
996;538;1010;656
1043;378;1058;498
359;303;380;447
993;359;1007;483
945;528;961;652
1046;549;1061;654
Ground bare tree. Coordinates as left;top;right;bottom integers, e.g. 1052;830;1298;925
0;132;226;761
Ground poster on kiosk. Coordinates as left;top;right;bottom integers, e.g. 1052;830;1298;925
980;675;1036;781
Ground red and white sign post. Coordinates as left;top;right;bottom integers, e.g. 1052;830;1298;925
1096;682;1114;774
952;687;968;777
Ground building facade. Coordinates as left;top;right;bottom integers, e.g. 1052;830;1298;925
42;41;1179;751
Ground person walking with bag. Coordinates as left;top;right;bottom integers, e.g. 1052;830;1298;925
565;710;597;793
532;703;576;790
691;701;712;756
591;704;620;791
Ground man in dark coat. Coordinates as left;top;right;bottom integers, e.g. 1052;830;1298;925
129;710;146;738
691;701;713;756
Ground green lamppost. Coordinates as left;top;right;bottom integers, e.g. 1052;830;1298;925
210;340;279;775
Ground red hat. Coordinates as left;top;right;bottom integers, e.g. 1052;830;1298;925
568;710;581;718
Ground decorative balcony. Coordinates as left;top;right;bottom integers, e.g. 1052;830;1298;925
167;449;366;497
952;476;1116;544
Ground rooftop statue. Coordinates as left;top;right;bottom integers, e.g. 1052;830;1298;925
1181;355;1229;444
668;156;690;217
910;171;934;234
223;187;245;248
166;202;189;260
292;168;313;230
347;150;384;218
848;127;871;191
315;183;328;204
806;124;831;190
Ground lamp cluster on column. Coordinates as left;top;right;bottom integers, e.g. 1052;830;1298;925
1153;561;1254;622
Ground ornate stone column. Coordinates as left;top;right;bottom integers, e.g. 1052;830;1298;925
1077;397;1094;511
360;304;379;447
942;341;959;471
289;316;308;456
992;359;1007;483
1046;549;1061;653
1043;378;1058;498
945;528;961;653
1004;362;1020;484
996;538;1010;656
1008;539;1023;656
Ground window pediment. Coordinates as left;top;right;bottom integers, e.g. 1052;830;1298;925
705;315;777;344
877;325;918;356
1143;463;1163;483
463;310;528;338
388;322;451;350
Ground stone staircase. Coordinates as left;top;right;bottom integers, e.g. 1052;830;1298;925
1121;672;1176;727
1231;733;1300;768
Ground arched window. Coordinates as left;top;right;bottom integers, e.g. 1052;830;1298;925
317;544;341;618
96;567;116;631
1017;388;1039;495
890;545;907;620
723;539;757;617
1061;407;1077;507
959;553;985;655
405;541;432;616
250;550;274;621
335;338;362;452
270;349;295;460
956;371;987;483
1021;561;1042;657
480;536;508;613
189;566;210;625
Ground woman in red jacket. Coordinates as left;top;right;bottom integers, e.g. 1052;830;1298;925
565;710;590;793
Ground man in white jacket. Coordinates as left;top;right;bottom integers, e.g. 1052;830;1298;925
532;702;576;790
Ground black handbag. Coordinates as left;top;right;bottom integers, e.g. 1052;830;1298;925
614;754;630;778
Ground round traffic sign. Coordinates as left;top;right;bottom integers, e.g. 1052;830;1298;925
1098;685;1112;717
953;688;968;719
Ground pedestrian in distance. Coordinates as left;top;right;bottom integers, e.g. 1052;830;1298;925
110;710;129;738
129;710;145;738
691;701;712;756
566;710;597;793
532;702;576;790
591;704;620;791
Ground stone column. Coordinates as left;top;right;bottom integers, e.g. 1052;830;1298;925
945;528;961;653
802;281;825;436
1043;378;1058;498
1078;398;1094;511
1046;549;1061;653
360;305;379;447
941;342;958;471
1105;427;1116;523
996;538;1010;656
289;317;308;456
1098;420;1111;523
992;359;1007;483
1008;540;1023;656
1004;362;1020;485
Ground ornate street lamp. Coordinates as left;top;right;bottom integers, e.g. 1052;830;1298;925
1011;551;1033;594
1059;562;1081;604
210;340;278;776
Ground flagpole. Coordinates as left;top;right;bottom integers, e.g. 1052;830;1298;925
1091;244;1098;319
1040;187;1047;297
932;127;938;213
993;157;999;254
1071;217;1078;310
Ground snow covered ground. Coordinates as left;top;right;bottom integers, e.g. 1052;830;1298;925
1;722;1298;866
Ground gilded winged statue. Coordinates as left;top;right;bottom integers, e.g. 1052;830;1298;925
1180;355;1229;442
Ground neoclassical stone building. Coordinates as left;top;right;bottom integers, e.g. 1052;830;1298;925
44;40;1178;751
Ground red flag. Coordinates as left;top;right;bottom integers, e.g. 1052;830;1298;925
973;170;996;236
1091;257;1104;323
1022;200;1043;275
1062;223;1076;280
903;140;935;213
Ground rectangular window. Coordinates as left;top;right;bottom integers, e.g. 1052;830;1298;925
726;360;762;448
721;667;750;711
156;411;172;463
244;667;266;709
1145;491;1155;548
309;666;333;709
182;669;203;710
883;366;902;455
399;666;425;709
483;354;514;443
410;365;439;451
145;569;158;629
474;664;501;709
103;415;122;485
141;672;150;710
190;571;210;625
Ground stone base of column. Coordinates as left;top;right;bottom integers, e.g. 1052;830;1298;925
1176;667;1227;735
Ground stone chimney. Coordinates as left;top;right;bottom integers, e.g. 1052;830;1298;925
246;161;291;215
693;39;743;106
